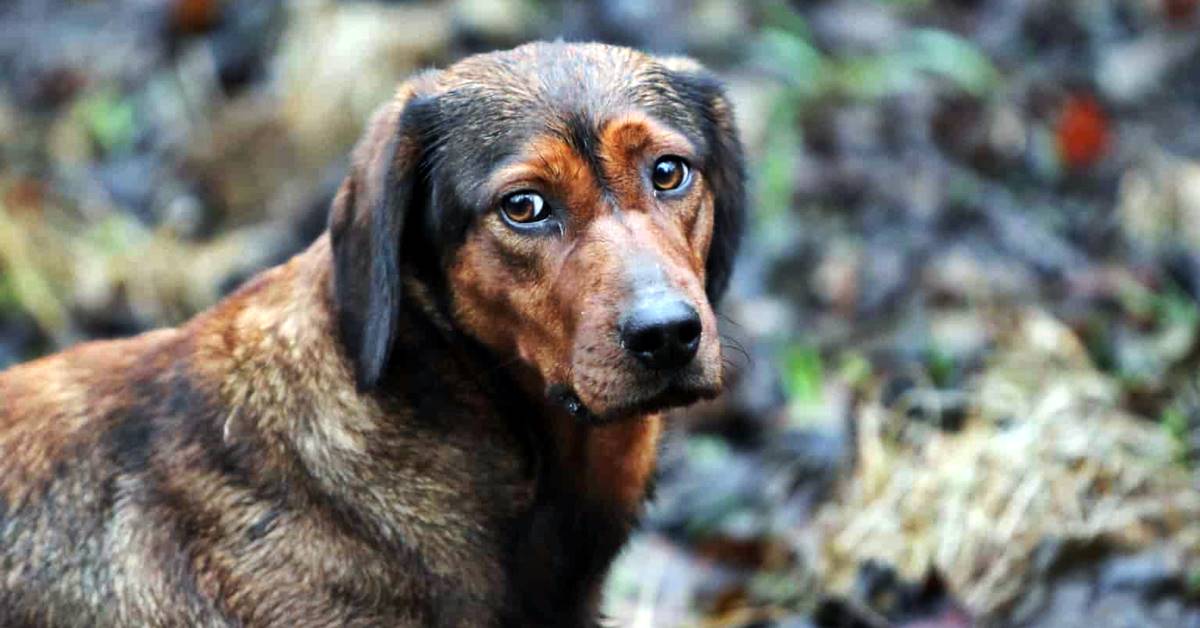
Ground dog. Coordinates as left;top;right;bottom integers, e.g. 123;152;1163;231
0;42;744;627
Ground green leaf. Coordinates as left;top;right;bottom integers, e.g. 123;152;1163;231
756;93;803;228
77;88;136;154
757;29;830;97
901;29;1000;96
838;351;873;388
760;0;814;40
783;344;825;404
0;271;15;311
1161;407;1194;466
926;345;957;388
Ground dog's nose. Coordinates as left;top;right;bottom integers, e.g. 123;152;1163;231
620;297;702;371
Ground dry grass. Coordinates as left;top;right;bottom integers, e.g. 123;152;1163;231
0;185;294;340
811;308;1200;619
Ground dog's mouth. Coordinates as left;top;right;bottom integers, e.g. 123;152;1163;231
549;385;594;421
548;378;720;424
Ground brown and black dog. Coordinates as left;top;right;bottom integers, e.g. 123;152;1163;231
0;42;744;627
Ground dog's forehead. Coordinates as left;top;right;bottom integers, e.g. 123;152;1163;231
443;42;650;110
427;43;709;181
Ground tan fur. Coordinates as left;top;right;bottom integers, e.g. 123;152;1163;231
0;42;744;627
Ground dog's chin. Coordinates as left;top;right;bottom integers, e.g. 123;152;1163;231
549;378;721;425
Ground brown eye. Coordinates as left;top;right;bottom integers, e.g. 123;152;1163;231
651;156;690;191
500;191;549;224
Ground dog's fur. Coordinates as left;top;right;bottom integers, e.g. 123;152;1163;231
0;42;744;627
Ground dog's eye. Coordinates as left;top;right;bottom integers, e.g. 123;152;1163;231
651;156;690;192
500;191;550;224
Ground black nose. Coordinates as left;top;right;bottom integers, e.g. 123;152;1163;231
620;297;702;371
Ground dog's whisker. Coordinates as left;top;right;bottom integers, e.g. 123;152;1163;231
716;311;745;329
719;336;753;365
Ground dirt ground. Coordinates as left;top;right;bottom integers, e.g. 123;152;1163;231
1;1;1198;625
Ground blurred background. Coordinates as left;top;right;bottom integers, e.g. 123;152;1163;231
1;0;1199;625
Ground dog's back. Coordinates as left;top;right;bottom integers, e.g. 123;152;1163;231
0;329;232;625
0;246;543;626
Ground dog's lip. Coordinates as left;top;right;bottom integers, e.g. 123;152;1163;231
557;377;721;424
639;382;719;413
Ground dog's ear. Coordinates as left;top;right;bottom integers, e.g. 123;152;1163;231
329;80;438;391
659;58;747;304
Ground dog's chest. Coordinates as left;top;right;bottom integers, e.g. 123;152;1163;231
501;466;641;626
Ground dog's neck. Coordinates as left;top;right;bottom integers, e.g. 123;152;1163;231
382;265;663;619
393;254;664;517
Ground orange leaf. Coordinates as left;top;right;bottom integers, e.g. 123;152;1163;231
172;0;222;35
1165;0;1198;22
1056;94;1110;170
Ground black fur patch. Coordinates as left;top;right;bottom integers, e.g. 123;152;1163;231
332;97;440;392
564;112;610;193
105;397;156;476
655;68;746;303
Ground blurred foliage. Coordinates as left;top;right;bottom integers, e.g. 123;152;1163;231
783;344;825;407
76;88;137;155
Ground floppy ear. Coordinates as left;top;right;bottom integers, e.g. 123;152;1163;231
660;58;747;304
329;81;437;391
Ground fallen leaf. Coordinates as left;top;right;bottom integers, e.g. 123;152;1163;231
1056;94;1111;170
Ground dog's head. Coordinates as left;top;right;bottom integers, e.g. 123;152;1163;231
329;42;745;422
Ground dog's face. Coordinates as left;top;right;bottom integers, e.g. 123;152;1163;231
330;43;745;422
